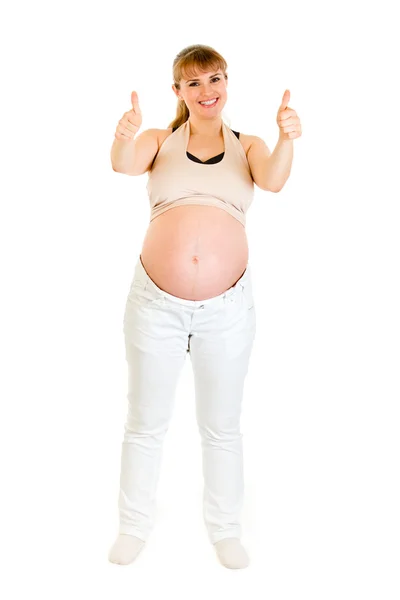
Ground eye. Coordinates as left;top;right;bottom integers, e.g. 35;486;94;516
189;77;221;87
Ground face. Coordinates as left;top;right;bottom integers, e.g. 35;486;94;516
172;68;228;118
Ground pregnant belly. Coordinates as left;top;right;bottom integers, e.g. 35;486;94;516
140;205;249;301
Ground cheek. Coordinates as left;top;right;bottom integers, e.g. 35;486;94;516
189;93;203;105
216;85;227;98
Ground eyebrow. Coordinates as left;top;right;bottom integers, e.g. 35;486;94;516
185;72;222;83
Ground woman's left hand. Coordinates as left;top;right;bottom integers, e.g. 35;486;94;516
276;90;302;140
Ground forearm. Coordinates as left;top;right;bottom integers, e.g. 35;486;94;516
110;137;137;173
266;137;293;192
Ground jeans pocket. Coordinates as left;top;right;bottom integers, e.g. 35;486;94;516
240;281;254;310
130;276;145;289
128;279;163;306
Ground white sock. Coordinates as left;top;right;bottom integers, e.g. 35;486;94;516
108;534;146;565
214;538;250;569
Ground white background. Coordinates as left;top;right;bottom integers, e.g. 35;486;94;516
1;0;399;597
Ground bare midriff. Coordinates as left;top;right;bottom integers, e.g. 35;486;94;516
140;204;249;301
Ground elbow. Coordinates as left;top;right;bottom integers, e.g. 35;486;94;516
270;182;285;193
112;165;131;175
262;179;281;193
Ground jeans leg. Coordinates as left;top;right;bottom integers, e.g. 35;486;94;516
189;282;256;544
118;288;189;540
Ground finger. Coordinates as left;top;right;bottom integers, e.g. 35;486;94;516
131;91;141;114
282;124;298;133
278;108;296;119
118;118;136;134
278;118;296;130
123;120;138;133
116;131;133;140
278;116;294;126
284;124;301;134
279;89;290;110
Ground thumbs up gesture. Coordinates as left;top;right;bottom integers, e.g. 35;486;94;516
276;90;302;141
115;91;143;141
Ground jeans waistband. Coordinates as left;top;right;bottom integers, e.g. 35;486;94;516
133;254;251;309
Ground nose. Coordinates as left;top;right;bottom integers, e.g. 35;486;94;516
201;91;216;100
200;83;214;94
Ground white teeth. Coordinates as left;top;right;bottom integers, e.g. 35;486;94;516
200;98;217;105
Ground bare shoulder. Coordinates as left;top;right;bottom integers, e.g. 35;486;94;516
137;127;174;145
236;132;253;157
157;127;175;147
239;132;271;158
238;133;273;191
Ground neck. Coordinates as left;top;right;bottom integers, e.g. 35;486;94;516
188;116;223;137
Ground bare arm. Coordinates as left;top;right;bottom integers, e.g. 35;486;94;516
111;129;160;176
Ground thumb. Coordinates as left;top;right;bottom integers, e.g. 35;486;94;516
131;91;140;113
279;89;290;110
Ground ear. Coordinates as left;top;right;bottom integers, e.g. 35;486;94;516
171;84;180;100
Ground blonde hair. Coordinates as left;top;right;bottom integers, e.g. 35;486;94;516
168;44;229;129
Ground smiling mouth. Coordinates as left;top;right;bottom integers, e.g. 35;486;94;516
198;98;219;107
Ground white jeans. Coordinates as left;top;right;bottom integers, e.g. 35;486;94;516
118;255;256;544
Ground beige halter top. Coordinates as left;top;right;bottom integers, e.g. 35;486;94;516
146;119;254;226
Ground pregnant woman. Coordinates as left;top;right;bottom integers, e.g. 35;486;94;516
108;44;301;569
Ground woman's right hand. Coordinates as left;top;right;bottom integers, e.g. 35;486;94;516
114;91;142;140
